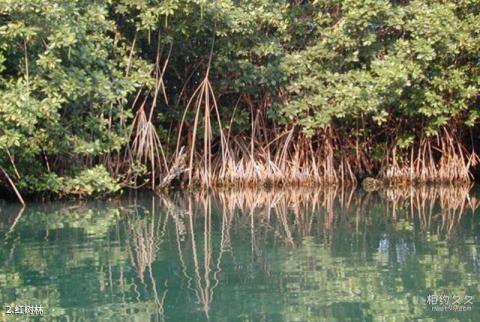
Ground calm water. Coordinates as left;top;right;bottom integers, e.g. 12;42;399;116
1;187;480;321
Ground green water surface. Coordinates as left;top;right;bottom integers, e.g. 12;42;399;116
1;187;480;321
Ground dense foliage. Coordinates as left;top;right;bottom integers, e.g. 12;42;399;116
0;0;150;195
282;0;480;135
1;0;479;196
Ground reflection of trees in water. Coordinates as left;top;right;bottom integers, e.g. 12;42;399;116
217;187;478;321
214;187;354;245
123;197;168;320
162;192;229;319
163;185;479;267
176;186;476;252
383;185;479;237
154;186;479;319
1;203;131;321
1;186;479;321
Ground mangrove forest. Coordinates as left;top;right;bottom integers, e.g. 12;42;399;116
1;0;480;200
2;2;480;320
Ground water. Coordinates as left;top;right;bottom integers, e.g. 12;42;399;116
1;186;480;321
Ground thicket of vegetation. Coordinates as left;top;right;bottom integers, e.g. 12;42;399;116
1;0;480;198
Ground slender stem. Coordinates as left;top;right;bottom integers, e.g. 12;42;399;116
0;166;26;206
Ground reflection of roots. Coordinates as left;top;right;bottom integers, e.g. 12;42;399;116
151;185;477;317
160;185;476;252
163;195;225;319
126;213;161;281
214;187;356;242
125;199;169;318
382;185;478;237
386;185;479;236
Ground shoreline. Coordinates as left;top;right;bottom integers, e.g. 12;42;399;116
1;180;478;205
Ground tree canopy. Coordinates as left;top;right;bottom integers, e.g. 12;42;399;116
1;0;479;196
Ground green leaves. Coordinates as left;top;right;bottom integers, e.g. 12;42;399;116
275;0;480;140
63;165;121;196
1;0;479;194
0;0;144;195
